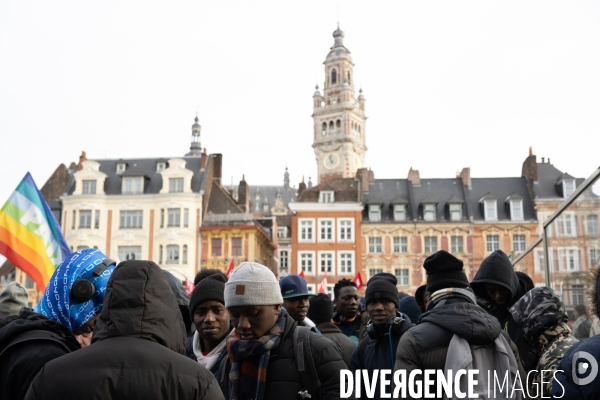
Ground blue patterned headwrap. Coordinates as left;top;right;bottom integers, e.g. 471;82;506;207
35;248;116;332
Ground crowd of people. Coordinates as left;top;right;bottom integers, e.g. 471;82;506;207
0;247;599;399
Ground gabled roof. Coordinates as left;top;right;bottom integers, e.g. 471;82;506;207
298;178;359;203
505;192;523;202
66;156;209;195
479;192;497;202
468;177;535;221
447;194;464;204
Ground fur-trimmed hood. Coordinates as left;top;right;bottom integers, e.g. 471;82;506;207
587;265;600;318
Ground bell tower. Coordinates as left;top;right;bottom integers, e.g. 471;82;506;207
312;25;367;183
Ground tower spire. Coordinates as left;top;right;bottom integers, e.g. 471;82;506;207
186;115;202;156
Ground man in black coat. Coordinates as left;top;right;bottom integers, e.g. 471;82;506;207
470;249;536;370
24;260;224;400
308;293;357;365
220;262;348;400
349;273;411;400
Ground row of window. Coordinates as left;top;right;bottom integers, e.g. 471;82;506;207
546;214;597;238
71;245;189;265
368;268;410;286
116;161;167;174
72;208;191;230
298;251;355;276
298;218;355;243
534;245;599;273
81;177;185;196
211;237;243;257
365;234;527;254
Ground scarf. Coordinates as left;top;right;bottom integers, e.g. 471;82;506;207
427;287;477;311
226;309;287;400
193;330;227;371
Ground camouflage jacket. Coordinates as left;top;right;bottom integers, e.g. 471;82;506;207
530;322;578;397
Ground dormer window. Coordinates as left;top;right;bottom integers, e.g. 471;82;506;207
510;199;524;221
169;178;184;193
424;204;436;221
368;205;381;222
449;204;462;221
319;191;334;203
263;203;269;212
156;162;166;172
563;179;576;198
116;163;126;174
277;227;287;238
393;204;406;221
122;177;143;195
484;200;497;221
82;180;96;195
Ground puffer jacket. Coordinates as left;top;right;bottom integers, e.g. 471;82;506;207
316;321;357;365
218;310;348;400
24;260;224;400
349;312;411;400
0;309;80;400
394;296;525;400
470;250;534;369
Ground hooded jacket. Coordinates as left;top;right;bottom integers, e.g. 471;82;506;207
0;309;80;400
218;311;348;400
349;312;411;400
24;260;224;400
510;287;578;398
552;265;600;399
470;250;534;369
394;292;526;400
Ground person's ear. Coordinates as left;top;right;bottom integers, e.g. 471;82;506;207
274;304;282;314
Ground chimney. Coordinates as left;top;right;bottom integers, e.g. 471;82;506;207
77;151;87;171
407;167;420;186
541;157;545;163
200;148;208;169
298;177;307;199
238;175;250;213
522;147;538;200
548;158;551;164
213;154;222;184
460;167;471;188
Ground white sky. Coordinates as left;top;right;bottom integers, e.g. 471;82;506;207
1;0;599;207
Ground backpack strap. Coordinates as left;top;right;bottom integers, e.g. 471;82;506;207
293;325;322;399
0;329;75;358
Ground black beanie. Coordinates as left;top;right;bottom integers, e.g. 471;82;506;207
365;273;399;309
189;273;226;319
424;250;469;293
307;293;334;323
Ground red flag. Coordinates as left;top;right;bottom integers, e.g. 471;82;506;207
184;277;194;296
226;259;235;278
318;272;328;294
354;271;364;291
298;269;305;278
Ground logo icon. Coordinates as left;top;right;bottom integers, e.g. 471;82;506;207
572;351;599;386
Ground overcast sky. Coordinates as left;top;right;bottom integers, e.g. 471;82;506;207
1;1;599;207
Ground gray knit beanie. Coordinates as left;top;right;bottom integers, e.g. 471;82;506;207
0;282;28;319
224;262;283;307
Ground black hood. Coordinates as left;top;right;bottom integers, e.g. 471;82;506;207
0;309;79;351
420;302;501;345
163;270;193;337
470;250;522;306
92;260;187;354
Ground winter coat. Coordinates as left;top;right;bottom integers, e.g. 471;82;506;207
551;336;600;399
510;286;579;397
164;269;194;337
218;312;348;400
0;309;80;400
572;315;592;340
316;321;357;365
24;260;224;400
0;281;28;319
349;312;411;400
332;310;369;344
394;298;525;400
470;250;535;369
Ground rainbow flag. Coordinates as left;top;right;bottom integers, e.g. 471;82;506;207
0;173;70;291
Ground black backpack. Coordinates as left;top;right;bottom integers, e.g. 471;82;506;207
0;329;75;358
293;325;322;399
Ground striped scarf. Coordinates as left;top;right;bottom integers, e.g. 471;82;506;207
226;309;287;400
427;287;477;311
